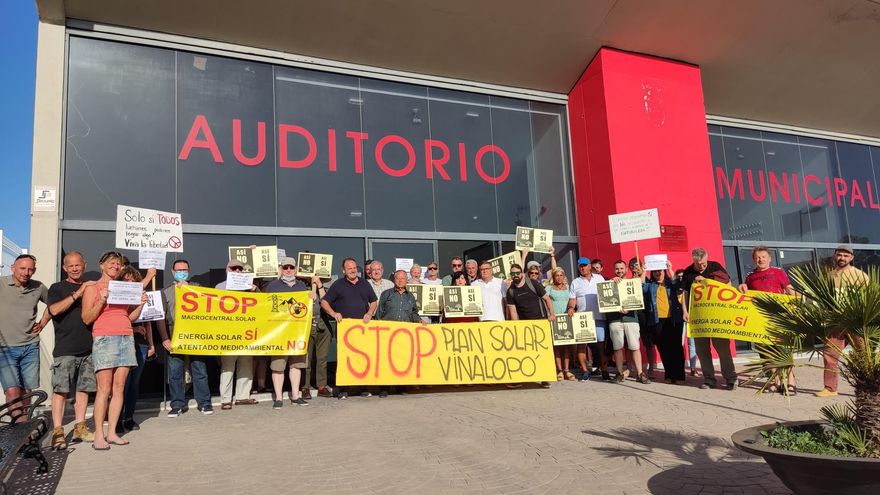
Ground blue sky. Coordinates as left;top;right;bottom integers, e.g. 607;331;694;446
0;2;37;247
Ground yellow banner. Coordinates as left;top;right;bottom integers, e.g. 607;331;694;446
686;278;792;344
171;286;312;355
336;319;556;386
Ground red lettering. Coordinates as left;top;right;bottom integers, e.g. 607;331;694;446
241;297;257;314
424;139;451;180
387;328;415;376
833;178;848;207
868;181;880;209
178;115;223;162
768;171;790;203
181;291;199;312
328;129;337;172
825;178;834;206
278;124;316;169
375;135;416;178
850;180;867;208
803;175;823;206
219;295;239;314
715;167;744;200
346;131;369;174
367;326;389;377
792;173;801;203
343;325;370;379
415;326;437;378
747;170;766;201
458;143;468;182
716;287;738;302
203;293;219;312
232;119;266;166
475;145;510;185
692;284;705;302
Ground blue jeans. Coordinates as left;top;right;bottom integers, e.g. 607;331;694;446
168;354;210;410
687;336;698;369
0;343;40;390
123;344;148;420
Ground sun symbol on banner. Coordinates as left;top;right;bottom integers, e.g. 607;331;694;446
288;301;309;319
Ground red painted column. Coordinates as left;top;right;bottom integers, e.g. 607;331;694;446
568;47;729;356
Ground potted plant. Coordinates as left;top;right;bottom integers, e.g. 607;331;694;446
730;265;880;494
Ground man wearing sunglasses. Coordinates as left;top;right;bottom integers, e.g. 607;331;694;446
441;256;465;286
505;264;554;389
422;262;443;285
215;259;258;409
1;254;51;413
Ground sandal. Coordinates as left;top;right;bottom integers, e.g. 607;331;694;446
234;399;258;405
764;384;779;394
557;371;564;381
221;403;233;410
564;370;576;381
781;385;797;396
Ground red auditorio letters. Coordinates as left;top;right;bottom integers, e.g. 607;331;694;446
178;115;511;185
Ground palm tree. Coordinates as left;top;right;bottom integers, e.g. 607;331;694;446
748;265;880;457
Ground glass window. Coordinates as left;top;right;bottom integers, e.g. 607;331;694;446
493;106;535;233
797;137;847;243
277;236;365;281
64;38;176;221
835;142;880;244
530;102;574;236
176;53;276;226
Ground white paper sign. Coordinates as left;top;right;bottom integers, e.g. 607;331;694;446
135;290;166;322
225;271;254;291
107;281;143;305
33;186;57;212
608;208;661;244
138;249;167;270
115;205;184;252
644;254;669;271
277;248;287;259
395;258;414;272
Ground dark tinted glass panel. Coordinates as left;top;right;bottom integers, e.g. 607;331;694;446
277;236;365;281
710;134;735;240
64;38;176;221
835;142;880;244
797;137;847;243
176;53;276;226
274;68;366;229
530;106;572;234
493;107;534;233
760;132;809;242
360;80;433;230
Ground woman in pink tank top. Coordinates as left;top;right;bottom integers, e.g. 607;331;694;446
82;251;147;450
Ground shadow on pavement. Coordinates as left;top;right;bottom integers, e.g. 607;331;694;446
582;426;792;495
5;447;70;495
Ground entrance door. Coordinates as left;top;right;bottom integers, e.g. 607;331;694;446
367;239;437;280
775;248;815;273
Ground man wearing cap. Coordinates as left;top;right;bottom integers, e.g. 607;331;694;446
263;257;314;408
526;261;543;283
0;254;51;415
567;257;609;380
817;245;868;397
215;259;257;409
681;247;737;390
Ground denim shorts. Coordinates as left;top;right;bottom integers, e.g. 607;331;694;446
0;342;40;390
92;335;137;371
594;320;607;343
51;354;97;393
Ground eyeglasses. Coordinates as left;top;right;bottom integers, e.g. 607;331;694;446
281;265;296;270
15;254;36;262
529;271;540;276
452;264;463;268
509;271;523;276
99;251;122;263
229;266;244;272
428;266;438;270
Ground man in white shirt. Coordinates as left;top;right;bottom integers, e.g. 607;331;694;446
567;257;609;381
472;261;507;322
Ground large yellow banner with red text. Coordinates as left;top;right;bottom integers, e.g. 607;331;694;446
687;279;793;344
171;286;312;355
336;319;557;386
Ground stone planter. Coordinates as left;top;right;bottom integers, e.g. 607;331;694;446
731;420;880;495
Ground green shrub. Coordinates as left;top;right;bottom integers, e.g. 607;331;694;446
762;424;854;457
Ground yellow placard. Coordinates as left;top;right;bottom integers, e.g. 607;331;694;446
686;278;792;344
336;319;556;385
171;286;312;355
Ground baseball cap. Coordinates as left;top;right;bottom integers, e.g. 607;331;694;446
835;245;854;255
577;257;590;266
526;261;541;270
279;256;297;267
226;259;244;269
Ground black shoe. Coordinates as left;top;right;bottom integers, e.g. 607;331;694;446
273;400;283;409
699;383;712;390
338;391;348;400
601;371;612;381
115;422;126;435
726;381;738;391
167;408;182;418
123;419;140;431
378;390;389;398
590;368;602;376
292;398;309;406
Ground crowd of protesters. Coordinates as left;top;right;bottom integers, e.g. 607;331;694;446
0;244;865;450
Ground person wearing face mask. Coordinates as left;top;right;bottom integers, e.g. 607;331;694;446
155;259;213;418
263;257;316;408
